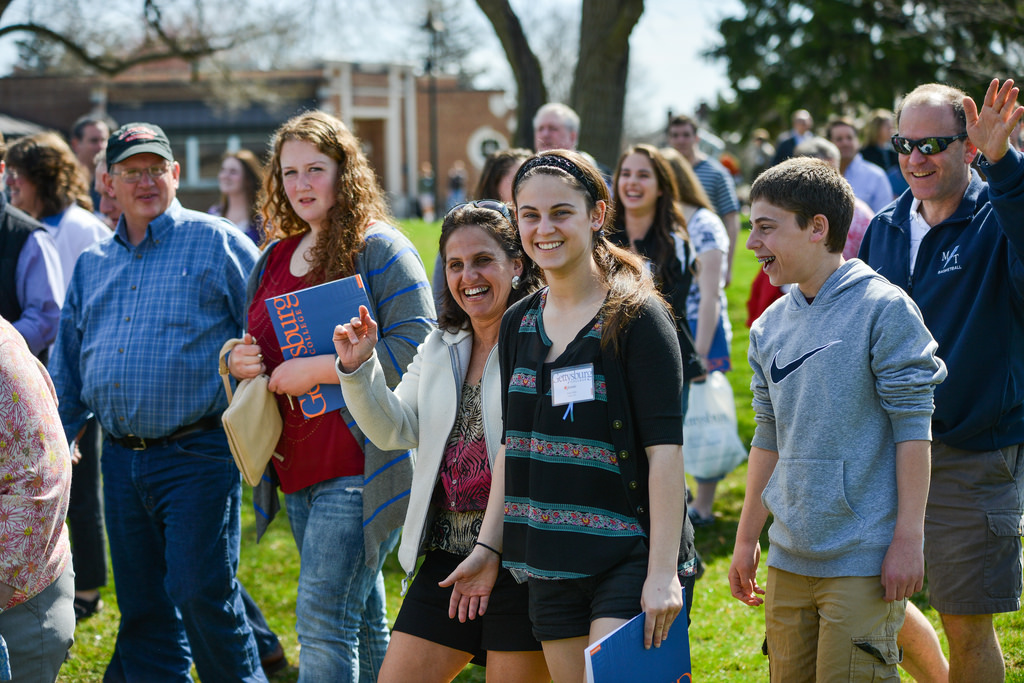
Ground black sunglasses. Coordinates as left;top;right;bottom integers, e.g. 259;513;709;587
890;133;968;156
444;199;513;222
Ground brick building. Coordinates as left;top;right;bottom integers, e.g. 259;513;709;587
0;60;515;216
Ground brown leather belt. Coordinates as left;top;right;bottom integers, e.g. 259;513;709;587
109;416;222;451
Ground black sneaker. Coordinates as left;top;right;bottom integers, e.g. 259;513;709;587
687;508;716;527
73;594;103;621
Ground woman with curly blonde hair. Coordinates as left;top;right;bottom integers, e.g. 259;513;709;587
226;110;434;681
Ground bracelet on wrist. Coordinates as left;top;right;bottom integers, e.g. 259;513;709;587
474;540;502;558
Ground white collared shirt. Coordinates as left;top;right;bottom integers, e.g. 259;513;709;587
908;197;930;275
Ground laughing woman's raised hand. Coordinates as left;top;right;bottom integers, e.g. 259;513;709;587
333;305;379;373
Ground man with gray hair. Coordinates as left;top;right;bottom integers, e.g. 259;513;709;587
533;102;579;152
793;135;841;163
794;136;875;259
772;108;814;165
532;102;612;190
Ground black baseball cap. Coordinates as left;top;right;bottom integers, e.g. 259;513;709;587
106;123;173;165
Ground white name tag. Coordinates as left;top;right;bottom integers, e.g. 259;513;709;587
551;364;595;406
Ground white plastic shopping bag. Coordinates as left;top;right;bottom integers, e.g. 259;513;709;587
684;371;747;479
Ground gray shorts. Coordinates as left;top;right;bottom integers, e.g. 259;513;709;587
924;441;1024;615
0;562;75;680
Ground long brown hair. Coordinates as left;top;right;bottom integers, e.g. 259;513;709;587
863;109;894;147
612;144;690;289
472;148;531;202
262;111;392;283
6;131;93;217
218;149;263;223
659;146;713;211
513;150;664;351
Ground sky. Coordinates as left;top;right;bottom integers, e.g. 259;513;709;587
457;0;749;133
0;0;744;133
323;0;746;133
624;0;745;130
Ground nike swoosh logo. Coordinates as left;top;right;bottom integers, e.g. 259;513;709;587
769;341;841;383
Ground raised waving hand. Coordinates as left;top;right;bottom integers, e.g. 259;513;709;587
964;78;1024;163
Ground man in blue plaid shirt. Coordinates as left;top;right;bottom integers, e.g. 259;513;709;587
50;123;269;682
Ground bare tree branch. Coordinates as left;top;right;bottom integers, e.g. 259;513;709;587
0;0;298;79
0;20;252;75
474;0;547;149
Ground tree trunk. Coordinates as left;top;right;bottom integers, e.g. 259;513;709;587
570;0;644;168
474;0;548;149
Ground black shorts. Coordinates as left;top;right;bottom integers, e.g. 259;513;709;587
392;549;541;665
527;540;696;641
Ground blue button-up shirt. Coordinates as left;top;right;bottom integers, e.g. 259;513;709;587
51;199;258;441
13;230;65;355
844;153;896;213
1;192;65;355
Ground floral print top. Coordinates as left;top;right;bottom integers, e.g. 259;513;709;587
0;319;71;608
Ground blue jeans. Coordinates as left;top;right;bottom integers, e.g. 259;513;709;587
240;583;281;659
101;430;266;683
285;475;398;683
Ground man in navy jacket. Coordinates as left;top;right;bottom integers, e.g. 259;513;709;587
859;78;1024;683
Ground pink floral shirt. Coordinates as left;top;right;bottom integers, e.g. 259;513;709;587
0;320;71;609
843;198;875;261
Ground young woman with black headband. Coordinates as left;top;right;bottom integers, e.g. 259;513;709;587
441;150;698;683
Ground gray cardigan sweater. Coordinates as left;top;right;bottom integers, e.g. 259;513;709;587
247;223;435;569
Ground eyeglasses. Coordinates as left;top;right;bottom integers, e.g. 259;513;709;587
890;133;968;156
111;164;171;184
444;199;513;223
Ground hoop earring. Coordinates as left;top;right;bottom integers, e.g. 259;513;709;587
511;275;521;290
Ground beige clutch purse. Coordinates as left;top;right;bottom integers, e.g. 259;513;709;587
218;339;282;486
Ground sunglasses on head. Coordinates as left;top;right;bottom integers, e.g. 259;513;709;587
444;199;513;222
890;133;968;156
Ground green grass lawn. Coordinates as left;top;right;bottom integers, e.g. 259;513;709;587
60;219;1024;682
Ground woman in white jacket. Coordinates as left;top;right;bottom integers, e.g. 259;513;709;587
334;201;548;683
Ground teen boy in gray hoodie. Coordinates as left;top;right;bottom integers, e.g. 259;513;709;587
729;158;947;682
